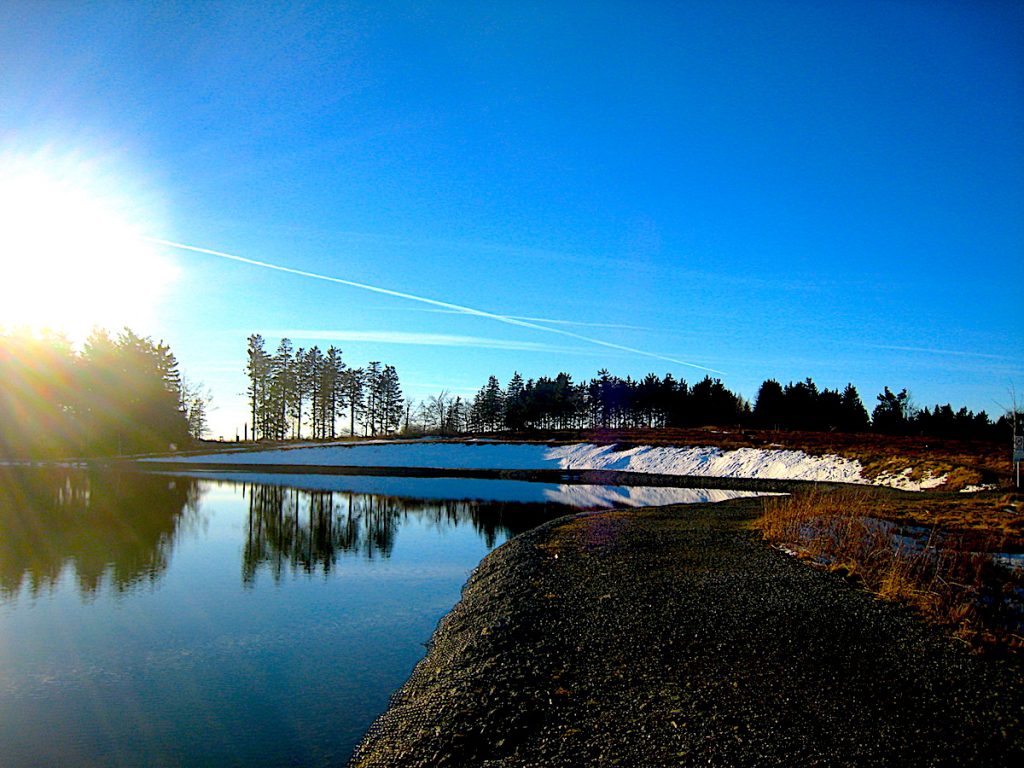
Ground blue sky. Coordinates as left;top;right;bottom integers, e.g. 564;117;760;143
2;1;1022;437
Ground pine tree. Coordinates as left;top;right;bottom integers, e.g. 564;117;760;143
378;365;404;434
290;347;309;439
839;384;870;432
323;346;345;439
504;371;526;431
753;379;785;429
364;361;382;435
267;338;294;440
340;367;365;437
245;334;271;439
305;346;324;438
872;387;913;434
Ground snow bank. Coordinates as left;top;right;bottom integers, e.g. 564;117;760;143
148;441;872;484
547;444;864;483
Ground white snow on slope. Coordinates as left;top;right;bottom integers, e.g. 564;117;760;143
546;444;864;483
147;441;878;484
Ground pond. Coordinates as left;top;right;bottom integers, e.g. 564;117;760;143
0;467;756;766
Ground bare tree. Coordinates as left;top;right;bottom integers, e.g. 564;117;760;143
423;390;450;434
180;376;213;440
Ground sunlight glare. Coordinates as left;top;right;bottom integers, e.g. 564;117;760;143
0;150;177;341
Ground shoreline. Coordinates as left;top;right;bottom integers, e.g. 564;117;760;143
350;498;1023;766
113;460;856;494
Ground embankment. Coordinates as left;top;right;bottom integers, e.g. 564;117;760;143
137;439;962;490
350;498;1022;767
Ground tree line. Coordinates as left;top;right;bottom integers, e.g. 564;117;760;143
5;325;1013;458
245;335;405;440
0;327;204;458
421;370;1016;443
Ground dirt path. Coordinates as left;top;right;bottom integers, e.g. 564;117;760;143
351;498;1023;766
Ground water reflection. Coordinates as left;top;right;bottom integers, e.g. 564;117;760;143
0;468;763;766
240;481;564;583
0;468;200;599
2;469;762;598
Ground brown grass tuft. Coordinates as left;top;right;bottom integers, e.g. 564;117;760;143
757;488;1023;653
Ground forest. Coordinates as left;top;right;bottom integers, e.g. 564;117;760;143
0;327;201;458
244;334;405;441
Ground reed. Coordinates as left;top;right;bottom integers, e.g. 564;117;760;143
757;487;1022;652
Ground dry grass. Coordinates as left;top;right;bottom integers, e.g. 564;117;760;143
865;492;1024;546
757;488;1024;653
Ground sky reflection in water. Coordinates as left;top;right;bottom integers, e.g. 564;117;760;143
0;468;753;766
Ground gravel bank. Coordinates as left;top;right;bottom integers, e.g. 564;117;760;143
351;498;1023;766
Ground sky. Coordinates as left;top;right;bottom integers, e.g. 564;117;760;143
1;0;1022;439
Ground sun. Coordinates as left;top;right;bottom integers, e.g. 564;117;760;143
0;149;178;342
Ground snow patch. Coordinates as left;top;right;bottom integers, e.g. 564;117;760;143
872;468;949;492
960;484;997;494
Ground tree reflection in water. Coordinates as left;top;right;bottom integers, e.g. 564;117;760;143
0;468;201;599
241;481;568;584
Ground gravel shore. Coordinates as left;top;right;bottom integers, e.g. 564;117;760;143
351;498;1023;766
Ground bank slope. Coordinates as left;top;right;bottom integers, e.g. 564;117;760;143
350;499;1023;767
146;440;890;484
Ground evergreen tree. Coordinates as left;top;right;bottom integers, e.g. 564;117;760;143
306;346;325;438
1;328;192;457
782;378;819;430
445;395;467;434
290;347;310;440
690;376;743;426
364;361;382;435
504;372;526;431
267;338;294;440
664;377;691;427
340;367;365;437
245;334;270;440
322;346;345;438
839;384;870;432
377;365;404;434
872;387;913;434
82;328;189;453
752;379;786;429
480;375;505;431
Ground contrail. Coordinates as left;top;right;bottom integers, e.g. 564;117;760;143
145;237;725;375
374;306;655;331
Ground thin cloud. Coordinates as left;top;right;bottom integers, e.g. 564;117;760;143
509;315;652;331
264;329;576;353
374;306;654;332
860;343;1018;362
147;237;725;374
406;381;481;394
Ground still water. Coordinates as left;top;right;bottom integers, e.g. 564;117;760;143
0;468;753;766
